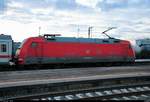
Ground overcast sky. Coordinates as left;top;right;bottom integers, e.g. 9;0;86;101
0;0;150;42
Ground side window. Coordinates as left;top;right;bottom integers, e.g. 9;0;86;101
31;42;38;48
114;40;120;43
0;44;7;52
103;40;109;43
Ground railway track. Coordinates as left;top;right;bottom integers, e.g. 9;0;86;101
0;65;149;101
12;83;150;101
0;65;149;84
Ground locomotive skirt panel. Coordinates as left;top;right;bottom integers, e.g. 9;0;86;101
24;56;135;65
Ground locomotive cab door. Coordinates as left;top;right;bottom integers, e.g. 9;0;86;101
29;42;43;64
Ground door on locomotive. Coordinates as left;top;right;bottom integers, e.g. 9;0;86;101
28;42;43;64
0;34;13;65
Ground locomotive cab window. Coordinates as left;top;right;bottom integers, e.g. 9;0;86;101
0;44;7;52
31;42;38;48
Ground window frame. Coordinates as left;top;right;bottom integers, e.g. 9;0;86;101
0;44;7;53
31;42;38;48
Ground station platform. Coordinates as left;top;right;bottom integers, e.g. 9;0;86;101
0;65;149;88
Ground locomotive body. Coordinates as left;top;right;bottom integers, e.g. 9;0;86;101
15;35;135;65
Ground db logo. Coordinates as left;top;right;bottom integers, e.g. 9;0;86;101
86;50;90;54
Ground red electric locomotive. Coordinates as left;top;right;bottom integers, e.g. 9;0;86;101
14;34;135;65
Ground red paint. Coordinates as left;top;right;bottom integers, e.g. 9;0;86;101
16;36;135;65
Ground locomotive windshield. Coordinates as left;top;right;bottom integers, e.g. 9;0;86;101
16;39;27;56
18;39;27;48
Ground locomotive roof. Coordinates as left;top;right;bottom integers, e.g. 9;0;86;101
44;36;121;44
0;34;12;40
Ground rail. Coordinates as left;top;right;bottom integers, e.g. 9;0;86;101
11;83;150;101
